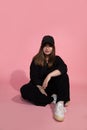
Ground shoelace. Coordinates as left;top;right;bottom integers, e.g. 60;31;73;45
55;104;66;115
58;105;65;113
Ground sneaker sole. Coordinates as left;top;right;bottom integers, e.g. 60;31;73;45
54;115;64;122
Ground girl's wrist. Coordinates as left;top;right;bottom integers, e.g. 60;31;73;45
37;85;41;88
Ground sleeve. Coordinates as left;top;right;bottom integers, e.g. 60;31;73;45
55;56;68;74
30;60;42;86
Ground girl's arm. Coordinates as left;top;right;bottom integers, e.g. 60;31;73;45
42;69;61;89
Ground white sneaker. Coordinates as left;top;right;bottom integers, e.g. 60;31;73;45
54;101;65;121
51;94;57;104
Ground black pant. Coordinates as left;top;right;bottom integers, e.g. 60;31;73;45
20;74;70;106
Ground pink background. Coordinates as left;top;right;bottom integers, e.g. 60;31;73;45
0;0;87;130
0;0;87;86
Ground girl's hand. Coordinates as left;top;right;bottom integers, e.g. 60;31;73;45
42;74;51;89
37;85;47;96
39;87;47;96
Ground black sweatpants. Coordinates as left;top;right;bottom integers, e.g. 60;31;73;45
20;74;70;106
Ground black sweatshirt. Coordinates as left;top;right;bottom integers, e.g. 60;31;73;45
30;55;67;86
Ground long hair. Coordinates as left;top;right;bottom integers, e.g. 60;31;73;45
33;44;56;67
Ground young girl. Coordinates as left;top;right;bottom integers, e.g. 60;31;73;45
20;35;70;121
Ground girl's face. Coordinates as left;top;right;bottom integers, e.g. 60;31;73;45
43;44;53;56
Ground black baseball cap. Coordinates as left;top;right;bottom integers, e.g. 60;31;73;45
41;35;55;47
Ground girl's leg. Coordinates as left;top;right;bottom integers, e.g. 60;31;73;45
20;82;53;106
45;74;70;122
53;74;70;104
45;74;70;104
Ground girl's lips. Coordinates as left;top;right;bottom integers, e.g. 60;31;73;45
45;51;50;53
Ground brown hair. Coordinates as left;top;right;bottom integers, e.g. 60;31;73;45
33;45;56;67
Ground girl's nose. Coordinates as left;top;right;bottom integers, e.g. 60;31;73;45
46;46;49;49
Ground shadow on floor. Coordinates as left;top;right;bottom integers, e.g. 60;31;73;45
12;94;33;106
10;69;29;91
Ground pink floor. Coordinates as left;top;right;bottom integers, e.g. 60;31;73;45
0;80;87;130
